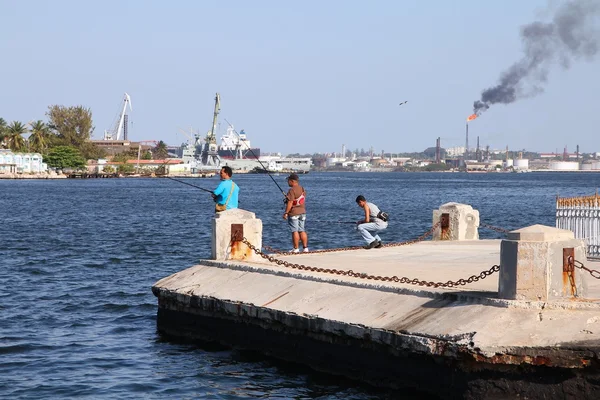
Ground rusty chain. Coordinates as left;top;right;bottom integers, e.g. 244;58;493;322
566;256;579;297
265;222;441;255
573;259;600;279
243;237;500;288
479;222;510;234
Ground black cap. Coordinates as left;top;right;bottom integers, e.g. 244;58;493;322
287;173;299;181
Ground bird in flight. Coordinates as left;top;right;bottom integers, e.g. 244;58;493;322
399;101;408;106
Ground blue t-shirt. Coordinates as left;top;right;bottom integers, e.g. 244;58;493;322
213;179;239;210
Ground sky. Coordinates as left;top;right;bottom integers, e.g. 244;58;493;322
1;0;600;155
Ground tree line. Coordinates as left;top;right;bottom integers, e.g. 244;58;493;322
0;105;170;170
0;105;104;166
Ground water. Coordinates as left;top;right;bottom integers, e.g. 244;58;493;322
2;172;600;399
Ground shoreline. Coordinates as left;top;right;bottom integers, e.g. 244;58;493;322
4;170;600;180
0;173;67;180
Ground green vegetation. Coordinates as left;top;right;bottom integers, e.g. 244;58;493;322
153;141;169;159
46;105;105;159
46;105;93;147
0;105;105;160
422;163;451;172
112;151;137;163
117;163;134;174
44;146;87;169
29;120;50;153
5;121;28;151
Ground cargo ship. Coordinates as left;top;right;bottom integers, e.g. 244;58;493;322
217;127;261;160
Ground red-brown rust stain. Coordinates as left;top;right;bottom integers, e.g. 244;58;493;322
470;353;592;368
473;353;553;367
231;241;252;260
261;291;290;307
562;270;576;296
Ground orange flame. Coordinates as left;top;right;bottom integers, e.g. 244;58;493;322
467;113;477;122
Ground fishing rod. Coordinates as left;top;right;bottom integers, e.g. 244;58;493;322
155;158;214;193
164;176;213;193
223;118;287;197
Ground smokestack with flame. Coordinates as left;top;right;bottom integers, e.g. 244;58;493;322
472;0;600;116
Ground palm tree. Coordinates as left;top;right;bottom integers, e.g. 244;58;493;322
153;140;169;159
6;121;28;152
0;118;7;148
29;120;49;153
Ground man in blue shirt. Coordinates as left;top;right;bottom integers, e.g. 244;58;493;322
212;166;239;211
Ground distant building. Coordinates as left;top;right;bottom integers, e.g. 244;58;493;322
89;140;153;157
446;146;466;157
539;153;579;159
0;150;47;174
103;159;184;172
390;157;410;166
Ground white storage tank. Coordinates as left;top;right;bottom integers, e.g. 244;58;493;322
504;159;514;168
549;161;579;171
513;159;529;170
592;162;600;170
581;162;593;170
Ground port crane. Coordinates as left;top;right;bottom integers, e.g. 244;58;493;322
199;93;221;166
103;93;132;141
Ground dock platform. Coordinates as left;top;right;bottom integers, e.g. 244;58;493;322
153;239;600;399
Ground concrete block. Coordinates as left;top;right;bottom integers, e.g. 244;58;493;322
507;224;575;242
499;225;587;301
211;208;262;261
432;203;479;241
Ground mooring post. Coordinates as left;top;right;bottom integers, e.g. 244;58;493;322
432;203;479;241
211;209;263;261
498;224;587;301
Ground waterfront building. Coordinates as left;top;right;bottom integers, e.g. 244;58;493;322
0;150;47;174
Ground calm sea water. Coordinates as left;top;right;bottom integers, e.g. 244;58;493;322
2;172;600;399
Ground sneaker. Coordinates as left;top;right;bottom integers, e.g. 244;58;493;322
302;248;309;253
290;248;300;253
363;240;377;249
374;240;383;248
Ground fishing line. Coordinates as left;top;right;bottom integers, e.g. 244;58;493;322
154;158;214;193
223;118;287;197
311;220;356;224
164;176;214;193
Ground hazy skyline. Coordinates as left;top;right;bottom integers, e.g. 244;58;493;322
2;0;599;155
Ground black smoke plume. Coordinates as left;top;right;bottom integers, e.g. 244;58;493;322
473;0;600;115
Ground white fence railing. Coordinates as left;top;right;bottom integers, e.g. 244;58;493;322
556;194;600;258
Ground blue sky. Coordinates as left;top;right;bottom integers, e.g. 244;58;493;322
1;0;599;155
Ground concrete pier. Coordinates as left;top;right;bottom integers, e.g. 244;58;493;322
153;209;600;399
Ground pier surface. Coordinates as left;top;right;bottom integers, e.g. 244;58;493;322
153;240;600;399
